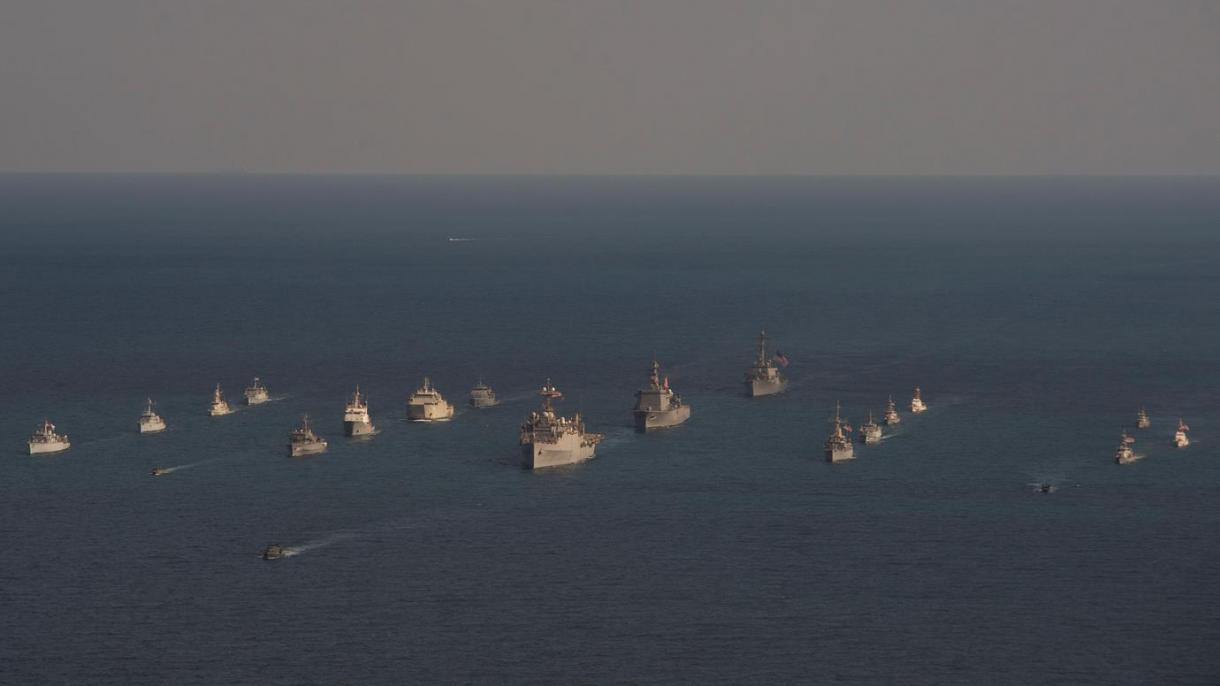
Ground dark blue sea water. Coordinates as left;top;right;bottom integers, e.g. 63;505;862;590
1;175;1218;685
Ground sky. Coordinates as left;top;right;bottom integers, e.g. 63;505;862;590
1;0;1217;175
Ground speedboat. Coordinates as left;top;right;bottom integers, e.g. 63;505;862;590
262;544;286;560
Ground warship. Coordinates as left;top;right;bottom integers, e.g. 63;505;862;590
859;410;882;444
137;398;167;434
745;331;787;397
468;380;499;408
1173;418;1191;448
288;415;328;457
1136;408;1151;429
910;387;928;414
28;420;70;455
1115;432;1137;464
520;380;603;469
343;386;376;436
633;359;691;432
407;377;455;421
883;396;901;425
244;377;270;405
209;384;234;416
824;403;855;463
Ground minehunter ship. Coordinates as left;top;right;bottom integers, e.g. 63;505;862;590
883;396;901;425
824;403;855;463
633;359;691;432
407;377;454;422
209;384;234;416
288;415;328;457
520;380;602;469
137;398;167;434
1115;431;1137;464
343;386;376;437
244;377;270;405
745;331;788;397
1136;408;1151;429
1173;418;1191;448
468;380;499;408
910;387;928;414
859;410;882;445
28;419;70;455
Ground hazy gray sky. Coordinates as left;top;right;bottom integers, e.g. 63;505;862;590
2;1;1217;174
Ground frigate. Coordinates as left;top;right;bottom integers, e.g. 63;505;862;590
1173;418;1191;448
824;403;855;463
859;410;882;444
28;419;70;455
633;359;691;432
520;379;602;469
407;377;454;421
138;398;167;434
209;384;234;416
468;380;499;408
1115;431;1137;464
1136;408;1151;429
745;331;788;397
910;387;927;414
343;386;376;436
288;415;328;457
883;396;901;425
244;377;270;405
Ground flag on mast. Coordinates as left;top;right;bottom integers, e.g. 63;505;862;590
773;351;790;367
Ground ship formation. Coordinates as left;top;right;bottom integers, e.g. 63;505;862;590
520;380;602;469
633;359;691;432
407;377;454;422
137;398;166;434
343;386;376;437
745;331;787;397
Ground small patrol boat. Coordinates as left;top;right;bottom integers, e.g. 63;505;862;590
151;467;170;477
910;387;927;414
262;544;286;560
859;410;882;445
1136;408;1151;430
28;420;70;455
1173;418;1190;448
138;398;167;434
244;377;270;405
883;396;901;425
288;415;328;457
209;384;234;417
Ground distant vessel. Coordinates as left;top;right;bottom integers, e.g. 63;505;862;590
288;415;328;457
407;377;454;422
137;398;167;434
468;380;499;408
883;396;901;425
1038;482;1055;494
1173;418;1190;448
262;544;286;560
1136;408;1151;429
910;387;927;414
633;359;691;432
343;386;376;437
745;331;788;397
151;467;170;477
209;384;234;416
824;403;855;463
1115;431;1137;464
244;377;270;405
520;380;602;469
859;410;882;445
28;420;70;455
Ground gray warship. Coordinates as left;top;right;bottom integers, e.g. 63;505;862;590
859;410;882;444
824;403;855;463
1136;408;1151;429
469;380;499;408
244;377;270;405
520;380;602;469
407;377;454;422
288;415;328;457
343;386;376;436
209;384;234;417
910;387;927;414
883;396;901;425
745;331;788;397
1115;431;1137;464
633;359;691;432
138;398;167;434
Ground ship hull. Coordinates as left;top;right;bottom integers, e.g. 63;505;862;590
1173;435;1189;448
522;441;597;469
860;428;881;444
29;441;70;455
289;441;328;457
634;405;691;432
748;378;787;397
344;421;377;437
138;420;167;434
210;404;233;417
407;403;454;422
1115;452;1139;465
825;446;855;463
245;395;269;406
469;397;499;408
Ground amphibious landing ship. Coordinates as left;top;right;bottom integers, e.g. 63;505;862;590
745;331;787;397
407;377;454;422
520;380;602;469
633;359;691;432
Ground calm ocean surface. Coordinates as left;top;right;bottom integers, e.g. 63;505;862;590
1;176;1218;685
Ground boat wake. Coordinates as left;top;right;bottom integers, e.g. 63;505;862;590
280;532;360;557
155;459;218;474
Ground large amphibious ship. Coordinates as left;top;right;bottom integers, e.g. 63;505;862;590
288;415;328;457
468;380;499;408
137;398;167;434
520;380;602;469
343;386;376;437
883;396;901;425
1115;431;1137;464
209;384;234;416
633;359;691;432
1136;408;1151;429
1173;418;1191;448
745;331;787;397
407;377;454;421
824;403;855;463
244;377;270;405
28;420;70;455
910;387;928;414
859;410;882;445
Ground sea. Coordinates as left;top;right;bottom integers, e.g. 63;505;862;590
1;175;1217;685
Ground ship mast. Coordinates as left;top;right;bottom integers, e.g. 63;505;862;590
757;331;768;365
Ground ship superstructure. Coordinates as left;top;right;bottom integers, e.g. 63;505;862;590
343;386;376;437
288;415;328;457
1136;408;1150;430
520;380;602;469
407;377;454;421
209;384;234;416
745;331;788;397
883;396;901;425
910;387;927;414
824;403;855;463
138;398;167;434
1115;431;1137;464
633;359;691;432
859;410;882;445
244;377;270;405
1173;418;1191;448
28;419;70;455
469;380;499;408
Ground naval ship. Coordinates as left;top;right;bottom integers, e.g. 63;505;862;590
633;359;691;432
343;386;376;436
468;380;499;408
859;410;882;444
1173;418;1191;448
209;384;234;416
1115;431;1137;464
883;396;901;425
288;415;328;457
1136;408;1151;429
745;331;787;397
520;380;603;469
407;377;454;421
910;387;928;414
28;420;70;455
137;398;167;434
244;377;270;405
824;403;855;463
